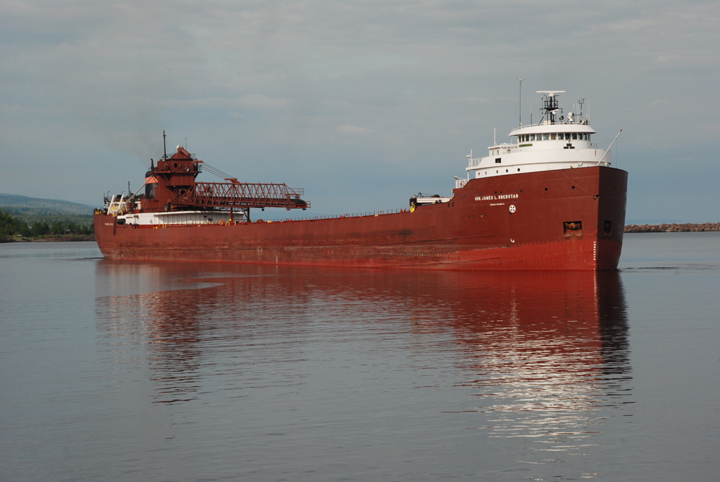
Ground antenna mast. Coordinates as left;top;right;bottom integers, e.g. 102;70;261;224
537;91;565;124
518;78;523;127
163;130;167;160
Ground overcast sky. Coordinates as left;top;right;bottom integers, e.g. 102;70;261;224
2;0;718;222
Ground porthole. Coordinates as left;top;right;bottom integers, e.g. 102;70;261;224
545;188;548;191
517;168;520;172
572;186;575;189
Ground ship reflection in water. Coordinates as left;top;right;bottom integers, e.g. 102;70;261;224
95;261;631;453
446;271;631;444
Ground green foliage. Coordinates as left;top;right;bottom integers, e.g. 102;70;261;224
1;209;93;238
8;212;94;228
1;209;31;237
0;194;95;230
31;220;49;236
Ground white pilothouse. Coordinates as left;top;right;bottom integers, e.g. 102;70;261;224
456;91;618;189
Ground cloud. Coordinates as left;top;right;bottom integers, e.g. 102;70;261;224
456;97;490;104
0;0;718;219
180;94;292;112
336;124;372;135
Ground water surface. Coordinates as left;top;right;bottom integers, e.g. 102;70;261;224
1;234;718;481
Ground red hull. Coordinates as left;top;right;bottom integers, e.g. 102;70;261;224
95;166;627;271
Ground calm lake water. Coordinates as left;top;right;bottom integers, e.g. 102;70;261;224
1;233;718;481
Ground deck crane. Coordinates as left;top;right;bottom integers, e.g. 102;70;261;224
119;145;308;222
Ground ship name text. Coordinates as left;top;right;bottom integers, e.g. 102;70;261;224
475;194;519;201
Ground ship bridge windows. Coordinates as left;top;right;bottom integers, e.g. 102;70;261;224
519;132;590;142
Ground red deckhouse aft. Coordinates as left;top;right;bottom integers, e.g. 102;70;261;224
111;135;308;223
95;91;628;271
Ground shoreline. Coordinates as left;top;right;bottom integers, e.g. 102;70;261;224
624;223;720;233
1;235;96;243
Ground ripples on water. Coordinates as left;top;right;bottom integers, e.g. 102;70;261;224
90;262;633;480
1;235;718;481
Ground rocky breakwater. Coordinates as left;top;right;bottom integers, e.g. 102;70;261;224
624;223;720;233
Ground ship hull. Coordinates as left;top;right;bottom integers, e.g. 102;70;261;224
95;166;627;271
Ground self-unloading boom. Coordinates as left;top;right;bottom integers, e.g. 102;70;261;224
174;181;307;211
108;145;308;217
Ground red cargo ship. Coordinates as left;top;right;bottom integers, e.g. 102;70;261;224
94;91;627;270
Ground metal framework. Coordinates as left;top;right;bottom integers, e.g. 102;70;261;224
172;182;308;210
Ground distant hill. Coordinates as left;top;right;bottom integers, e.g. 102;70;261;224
0;194;94;226
0;194;94;214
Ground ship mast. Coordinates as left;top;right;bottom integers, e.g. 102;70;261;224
518;78;523;127
537;90;565;124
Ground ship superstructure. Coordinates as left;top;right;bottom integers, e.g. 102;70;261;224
105;133;308;227
459;91;610;188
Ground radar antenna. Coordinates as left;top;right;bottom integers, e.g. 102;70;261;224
537;90;565;124
536;90;565;97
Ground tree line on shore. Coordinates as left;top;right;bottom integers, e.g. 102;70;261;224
1;209;93;239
